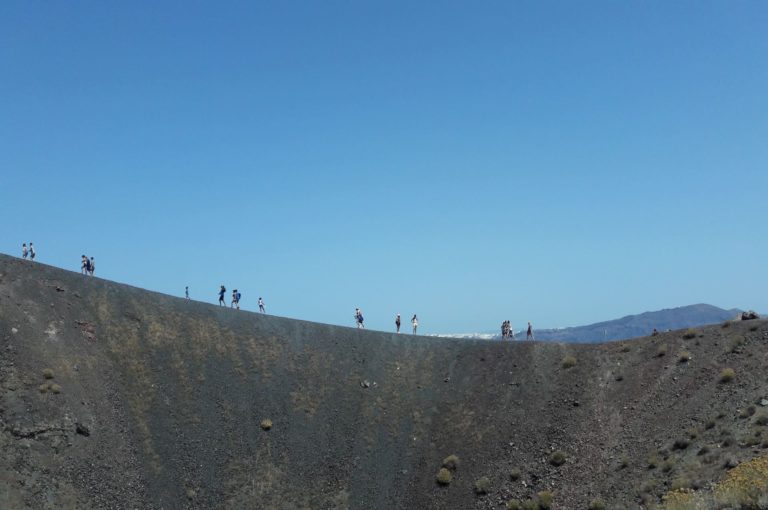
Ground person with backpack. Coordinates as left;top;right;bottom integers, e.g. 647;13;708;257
81;255;88;274
234;290;242;310
29;243;35;261
258;297;265;313
218;285;226;306
85;256;93;275
395;313;401;333
355;308;364;328
22;243;28;259
89;257;95;276
411;314;419;334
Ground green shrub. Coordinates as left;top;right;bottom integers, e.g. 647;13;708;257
474;476;490;494
521;500;539;510
682;329;697;339
588;499;606;510
442;454;460;470
509;468;521;481
506;500;521;510
42;368;54;379
720;368;735;383
562;356;577;369
549;451;566;466
537;490;553;509
436;468;452;485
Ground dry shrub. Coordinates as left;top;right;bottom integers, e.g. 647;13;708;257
442;454;460;470
720;368;735;383
436;468;452;485
561;356;577;369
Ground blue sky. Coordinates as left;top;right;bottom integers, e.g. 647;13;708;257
1;1;766;334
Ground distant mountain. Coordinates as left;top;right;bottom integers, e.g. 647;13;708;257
440;304;743;343
531;304;742;343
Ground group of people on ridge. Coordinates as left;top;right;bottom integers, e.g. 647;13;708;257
357;311;419;334
217;285;265;313
80;255;96;276
21;243;36;261
501;321;535;341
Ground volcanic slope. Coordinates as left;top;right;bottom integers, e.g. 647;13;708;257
1;254;767;510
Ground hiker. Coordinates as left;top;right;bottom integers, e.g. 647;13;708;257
234;290;242;310
185;286;189;300
258;297;265;313
411;314;418;334
651;328;659;336
22;243;28;259
501;321;507;340
29;243;35;261
81;255;88;274
89;257;95;276
355;308;364;328
527;321;534;341
395;313;401;333
509;322;515;340
218;285;226;306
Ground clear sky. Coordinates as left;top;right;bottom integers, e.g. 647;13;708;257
1;1;766;334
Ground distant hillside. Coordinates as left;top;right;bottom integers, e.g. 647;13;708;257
533;304;741;343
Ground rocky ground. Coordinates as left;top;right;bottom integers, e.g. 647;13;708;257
1;253;766;509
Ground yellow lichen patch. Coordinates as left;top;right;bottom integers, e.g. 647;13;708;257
715;453;768;505
661;489;697;510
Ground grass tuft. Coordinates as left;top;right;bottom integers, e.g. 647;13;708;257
260;419;273;430
509;468;521;481
561;356;577;369
657;344;668;357
442;454;460;470
588;499;606;510
720;368;735;383
537;490;553;509
436;468;452;485
678;351;691;363
682;328;697;339
42;368;54;379
474;476;490;495
548;451;566;466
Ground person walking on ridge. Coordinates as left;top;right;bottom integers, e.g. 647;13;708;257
411;314;418;335
355;308;364;328
218;285;226;306
81;255;88;275
185;286;190;300
527;321;534;341
29;243;35;261
395;313;401;333
235;289;242;310
22;243;28;259
258;297;265;313
89;257;95;276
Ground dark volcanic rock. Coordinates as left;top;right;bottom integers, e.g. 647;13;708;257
0;254;767;509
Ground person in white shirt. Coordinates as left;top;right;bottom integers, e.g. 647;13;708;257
411;314;418;334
